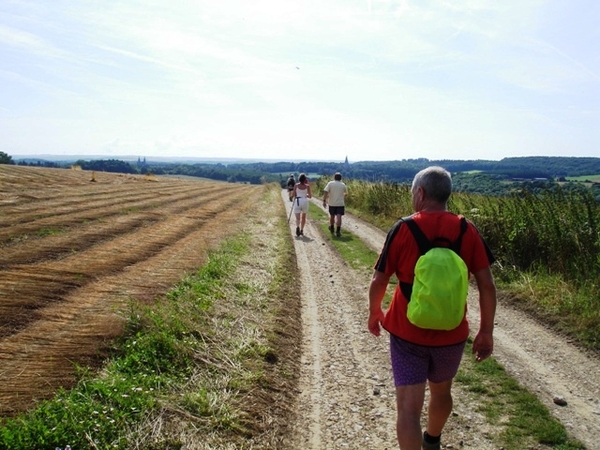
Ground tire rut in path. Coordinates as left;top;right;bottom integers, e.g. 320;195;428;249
285;192;398;450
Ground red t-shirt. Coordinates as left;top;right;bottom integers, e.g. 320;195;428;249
374;211;494;346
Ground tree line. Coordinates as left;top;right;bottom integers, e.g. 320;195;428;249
3;153;600;200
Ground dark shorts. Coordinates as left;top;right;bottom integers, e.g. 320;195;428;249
328;206;345;216
390;334;466;386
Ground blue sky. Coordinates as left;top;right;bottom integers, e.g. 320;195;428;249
1;0;598;162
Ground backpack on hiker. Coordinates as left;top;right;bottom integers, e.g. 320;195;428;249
286;176;295;190
400;216;469;331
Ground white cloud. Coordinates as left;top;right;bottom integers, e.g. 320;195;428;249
1;0;598;161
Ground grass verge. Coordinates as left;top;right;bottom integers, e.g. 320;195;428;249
0;188;300;449
457;340;584;449
309;203;377;273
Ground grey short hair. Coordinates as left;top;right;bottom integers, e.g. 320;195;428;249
412;166;452;203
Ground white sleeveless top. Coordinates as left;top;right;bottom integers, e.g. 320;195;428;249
295;183;309;198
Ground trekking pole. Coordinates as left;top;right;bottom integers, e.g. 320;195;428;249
287;197;295;224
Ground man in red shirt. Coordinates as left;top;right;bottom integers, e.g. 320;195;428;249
368;166;497;450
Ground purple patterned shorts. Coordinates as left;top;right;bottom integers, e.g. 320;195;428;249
390;335;466;386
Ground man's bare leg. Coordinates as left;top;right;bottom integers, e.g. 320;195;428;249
425;379;453;438
396;383;426;450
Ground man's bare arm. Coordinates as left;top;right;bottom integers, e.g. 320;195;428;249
368;270;391;336
472;266;497;361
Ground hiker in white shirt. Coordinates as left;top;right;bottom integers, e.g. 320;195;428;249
322;172;348;237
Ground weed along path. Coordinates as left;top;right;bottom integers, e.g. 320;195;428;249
284;192;600;450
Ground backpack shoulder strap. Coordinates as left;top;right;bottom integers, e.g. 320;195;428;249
398;217;431;302
449;216;468;254
401;217;432;255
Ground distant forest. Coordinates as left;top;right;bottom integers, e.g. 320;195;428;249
8;154;600;200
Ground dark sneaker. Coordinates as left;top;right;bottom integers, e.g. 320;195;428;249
336;230;341;237
296;227;300;236
422;432;441;450
422;441;440;450
328;225;334;234
300;229;304;236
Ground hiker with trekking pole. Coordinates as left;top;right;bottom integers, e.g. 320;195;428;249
291;173;312;236
367;166;497;450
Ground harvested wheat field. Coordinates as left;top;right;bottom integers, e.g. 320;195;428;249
0;165;262;416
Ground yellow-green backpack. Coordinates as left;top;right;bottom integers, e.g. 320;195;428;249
400;217;468;330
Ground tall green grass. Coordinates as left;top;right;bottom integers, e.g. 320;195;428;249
314;177;600;351
452;189;599;287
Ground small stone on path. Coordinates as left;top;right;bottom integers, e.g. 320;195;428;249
553;396;568;406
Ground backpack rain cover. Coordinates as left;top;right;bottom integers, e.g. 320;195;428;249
403;217;468;330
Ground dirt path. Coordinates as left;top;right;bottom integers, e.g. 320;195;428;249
285;193;600;450
284;193;398;450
